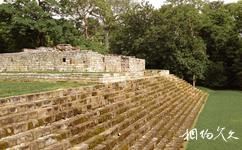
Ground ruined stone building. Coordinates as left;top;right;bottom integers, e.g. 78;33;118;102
0;45;208;150
0;45;145;73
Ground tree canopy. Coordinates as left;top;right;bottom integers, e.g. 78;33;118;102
111;0;242;89
0;0;241;89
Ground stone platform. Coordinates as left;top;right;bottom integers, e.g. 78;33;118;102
0;70;169;84
0;46;207;150
0;73;207;150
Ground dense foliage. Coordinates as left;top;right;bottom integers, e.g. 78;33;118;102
0;0;241;89
111;1;242;89
0;0;112;53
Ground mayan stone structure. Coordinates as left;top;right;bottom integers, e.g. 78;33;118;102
0;45;208;150
0;45;145;73
0;74;207;150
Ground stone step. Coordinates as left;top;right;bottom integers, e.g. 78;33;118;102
67;92;164;148
0;88;84;107
130;96;193;150
0;75;208;149
153;94;205;150
164;99;203;150
143;96;198;150
116;91;193;150
58;84;174;149
0;89;134;135
0;78;165;127
0;95;135;146
90;91;190;150
70;96;166;149
34;96;156;149
1;81;168;148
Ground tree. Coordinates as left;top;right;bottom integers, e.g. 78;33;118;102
0;1;55;49
199;1;242;88
58;0;137;50
0;0;81;52
111;1;208;86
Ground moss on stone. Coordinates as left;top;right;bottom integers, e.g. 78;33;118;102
4;127;13;136
27;122;34;130
0;141;9;150
89;135;105;149
120;144;129;150
72;117;88;125
37;119;45;126
55;132;67;141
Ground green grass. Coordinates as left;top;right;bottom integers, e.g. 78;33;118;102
186;87;242;150
0;80;93;98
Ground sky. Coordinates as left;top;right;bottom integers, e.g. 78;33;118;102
143;0;239;8
0;0;239;8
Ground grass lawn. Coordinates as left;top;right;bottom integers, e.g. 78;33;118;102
186;87;242;150
0;80;92;98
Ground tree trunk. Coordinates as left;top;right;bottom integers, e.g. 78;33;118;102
36;31;46;47
37;33;40;47
104;29;109;50
193;74;196;87
37;0;41;5
84;17;89;39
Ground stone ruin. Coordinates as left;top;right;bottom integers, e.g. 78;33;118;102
23;44;80;52
0;44;145;73
0;74;208;150
0;45;208;150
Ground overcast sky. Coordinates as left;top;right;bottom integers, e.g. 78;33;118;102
142;0;239;8
0;0;239;8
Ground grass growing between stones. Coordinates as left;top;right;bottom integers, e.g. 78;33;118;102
186;87;242;150
0;80;93;98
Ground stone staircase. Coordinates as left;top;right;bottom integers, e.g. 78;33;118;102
0;74;207;150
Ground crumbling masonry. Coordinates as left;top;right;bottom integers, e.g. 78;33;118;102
0;46;145;73
0;45;208;150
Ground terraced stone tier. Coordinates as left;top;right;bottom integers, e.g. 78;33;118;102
0;74;207;150
0;72;145;83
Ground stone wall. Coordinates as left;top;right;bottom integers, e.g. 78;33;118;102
0;74;207;149
0;50;145;73
0;72;145;83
